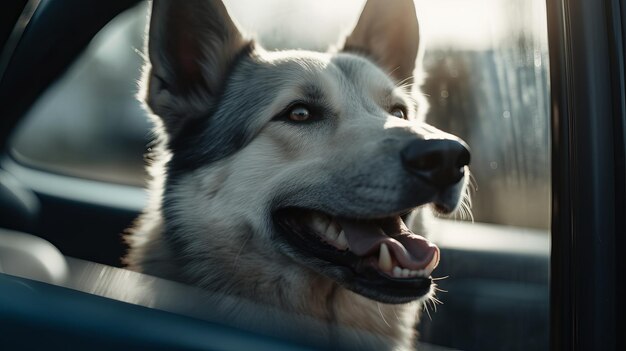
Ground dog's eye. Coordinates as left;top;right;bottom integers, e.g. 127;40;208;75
288;106;311;122
274;103;324;124
390;106;407;119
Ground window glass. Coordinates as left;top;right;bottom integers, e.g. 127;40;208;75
9;1;551;350
419;0;550;229
11;4;150;186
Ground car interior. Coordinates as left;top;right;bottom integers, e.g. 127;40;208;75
0;0;623;350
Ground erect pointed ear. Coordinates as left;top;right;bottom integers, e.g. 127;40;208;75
342;0;420;83
144;0;251;134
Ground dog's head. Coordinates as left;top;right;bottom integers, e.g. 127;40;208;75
143;0;470;305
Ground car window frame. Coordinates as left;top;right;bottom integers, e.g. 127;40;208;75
547;0;625;349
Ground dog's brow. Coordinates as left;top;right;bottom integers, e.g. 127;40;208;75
301;85;325;101
293;85;333;111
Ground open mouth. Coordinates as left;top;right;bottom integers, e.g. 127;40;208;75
273;208;440;304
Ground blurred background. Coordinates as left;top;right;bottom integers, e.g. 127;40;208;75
10;0;550;230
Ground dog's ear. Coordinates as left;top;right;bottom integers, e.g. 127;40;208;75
144;0;250;133
342;0;419;83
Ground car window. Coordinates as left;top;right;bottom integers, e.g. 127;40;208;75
421;0;550;229
10;3;150;186
8;1;551;350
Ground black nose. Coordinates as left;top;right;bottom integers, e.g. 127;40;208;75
401;139;470;188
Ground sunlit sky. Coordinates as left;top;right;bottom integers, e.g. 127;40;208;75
223;0;547;51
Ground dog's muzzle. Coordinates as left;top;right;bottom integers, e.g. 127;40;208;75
272;136;470;304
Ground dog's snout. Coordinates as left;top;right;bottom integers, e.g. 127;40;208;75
401;139;470;188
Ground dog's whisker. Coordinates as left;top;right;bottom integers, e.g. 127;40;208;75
459;202;467;221
464;197;475;223
462;192;473;210
387;65;402;79
423;301;433;321
428;297;438;313
469;172;479;192
465;180;476;204
461;202;471;221
377;303;392;328
395;75;414;87
396;82;417;93
398;84;421;94
430;296;444;305
392;306;401;322
453;204;468;222
431;276;449;281
456;206;465;221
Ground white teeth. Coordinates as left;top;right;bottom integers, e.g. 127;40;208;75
310;214;329;235
378;243;392;272
335;230;348;250
392;266;402;278
388;267;430;279
325;222;340;239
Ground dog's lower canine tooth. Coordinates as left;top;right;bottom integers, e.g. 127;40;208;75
378;243;392;272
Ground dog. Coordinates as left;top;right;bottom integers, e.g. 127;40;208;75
125;0;470;349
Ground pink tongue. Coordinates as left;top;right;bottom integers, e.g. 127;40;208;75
335;218;438;270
